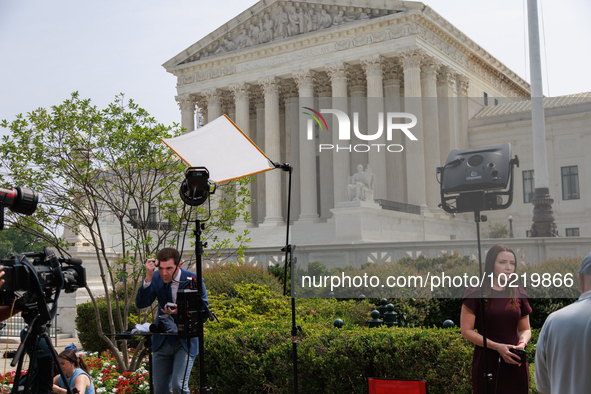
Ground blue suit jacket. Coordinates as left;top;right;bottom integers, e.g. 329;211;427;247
135;268;208;357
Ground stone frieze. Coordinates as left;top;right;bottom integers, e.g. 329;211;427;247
179;2;397;65
178;24;417;86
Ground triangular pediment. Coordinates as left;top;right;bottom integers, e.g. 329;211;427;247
163;0;424;70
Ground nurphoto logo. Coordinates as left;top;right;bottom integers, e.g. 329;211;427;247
303;107;418;153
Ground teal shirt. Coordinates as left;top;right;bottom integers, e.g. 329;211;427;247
57;368;95;394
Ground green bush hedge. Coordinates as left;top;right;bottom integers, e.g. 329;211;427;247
293;255;581;329
76;298;141;353
74;261;572;391
191;324;473;394
203;264;284;297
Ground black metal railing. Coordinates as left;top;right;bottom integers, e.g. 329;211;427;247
0;314;59;345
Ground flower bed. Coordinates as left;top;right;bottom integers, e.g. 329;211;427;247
0;350;149;394
0;370;26;393
85;350;150;393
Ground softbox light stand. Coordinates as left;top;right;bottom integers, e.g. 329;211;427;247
437;143;519;394
474;210;493;394
274;162;302;394
162;115;284;392
192;215;211;393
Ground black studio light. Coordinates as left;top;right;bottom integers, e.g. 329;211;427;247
437;143;519;214
179;167;216;207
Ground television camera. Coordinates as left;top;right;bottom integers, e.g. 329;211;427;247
0;186;88;394
0;247;86;312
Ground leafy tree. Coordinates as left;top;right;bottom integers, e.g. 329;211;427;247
0;224;51;259
0;92;251;371
488;223;509;239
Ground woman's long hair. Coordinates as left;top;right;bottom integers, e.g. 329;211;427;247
483;244;518;308
58;349;90;375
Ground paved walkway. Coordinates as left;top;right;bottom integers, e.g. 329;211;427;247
0;335;82;375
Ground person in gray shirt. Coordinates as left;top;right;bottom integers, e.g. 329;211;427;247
534;252;591;394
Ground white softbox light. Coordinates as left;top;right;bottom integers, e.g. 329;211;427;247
162;115;274;183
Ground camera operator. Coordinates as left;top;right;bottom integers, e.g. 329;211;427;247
534;252;591;394
135;248;208;394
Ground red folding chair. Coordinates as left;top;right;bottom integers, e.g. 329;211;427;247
368;378;427;394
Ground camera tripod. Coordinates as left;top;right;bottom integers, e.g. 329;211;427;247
10;310;78;394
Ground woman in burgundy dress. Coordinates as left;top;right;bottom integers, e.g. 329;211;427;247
460;244;532;393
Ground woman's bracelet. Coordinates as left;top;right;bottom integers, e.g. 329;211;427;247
517;340;527;347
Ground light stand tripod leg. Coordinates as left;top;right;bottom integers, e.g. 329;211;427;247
291;296;299;394
277;163;300;394
475;212;492;394
194;218;210;393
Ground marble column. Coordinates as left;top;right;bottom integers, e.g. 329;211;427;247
325;62;350;206
361;54;387;201
248;103;258;223
230;83;253;226
253;88;266;224
258;77;283;224
420;58;441;210
293;70;319;222
222;91;236;122
437;67;458;164
383;60;405;203
195;95;207;125
348;67;368;173
279;98;287;220
316;72;334;219
175;95;197;133
204;88;222;123
284;81;301;222
399;49;427;209
457;75;470;150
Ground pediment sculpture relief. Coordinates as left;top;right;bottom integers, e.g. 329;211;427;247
181;4;395;64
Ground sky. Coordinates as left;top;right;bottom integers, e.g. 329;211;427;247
1;0;590;131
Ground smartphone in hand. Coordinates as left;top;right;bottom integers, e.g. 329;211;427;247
509;348;527;364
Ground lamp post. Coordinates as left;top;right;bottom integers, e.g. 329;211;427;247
509;215;514;238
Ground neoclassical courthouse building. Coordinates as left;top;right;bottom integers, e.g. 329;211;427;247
159;0;590;252
56;0;591;335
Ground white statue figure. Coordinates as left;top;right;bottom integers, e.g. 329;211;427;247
247;22;261;46
332;10;345;26
347;164;374;202
319;9;332;29
305;9;317;33
260;14;274;43
287;7;301;36
214;37;236;54
236;28;249;49
274;6;289;39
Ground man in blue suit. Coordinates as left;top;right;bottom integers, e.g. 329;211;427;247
135;247;208;394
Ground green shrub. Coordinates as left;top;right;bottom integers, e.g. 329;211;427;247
191;325;473;394
76;298;141;353
267;262;292;291
205;284;373;332
203;264;283;297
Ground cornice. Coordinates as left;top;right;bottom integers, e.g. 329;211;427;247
173;6;530;98
164;0;420;71
170;8;420;76
420;6;530;97
173;11;421;88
